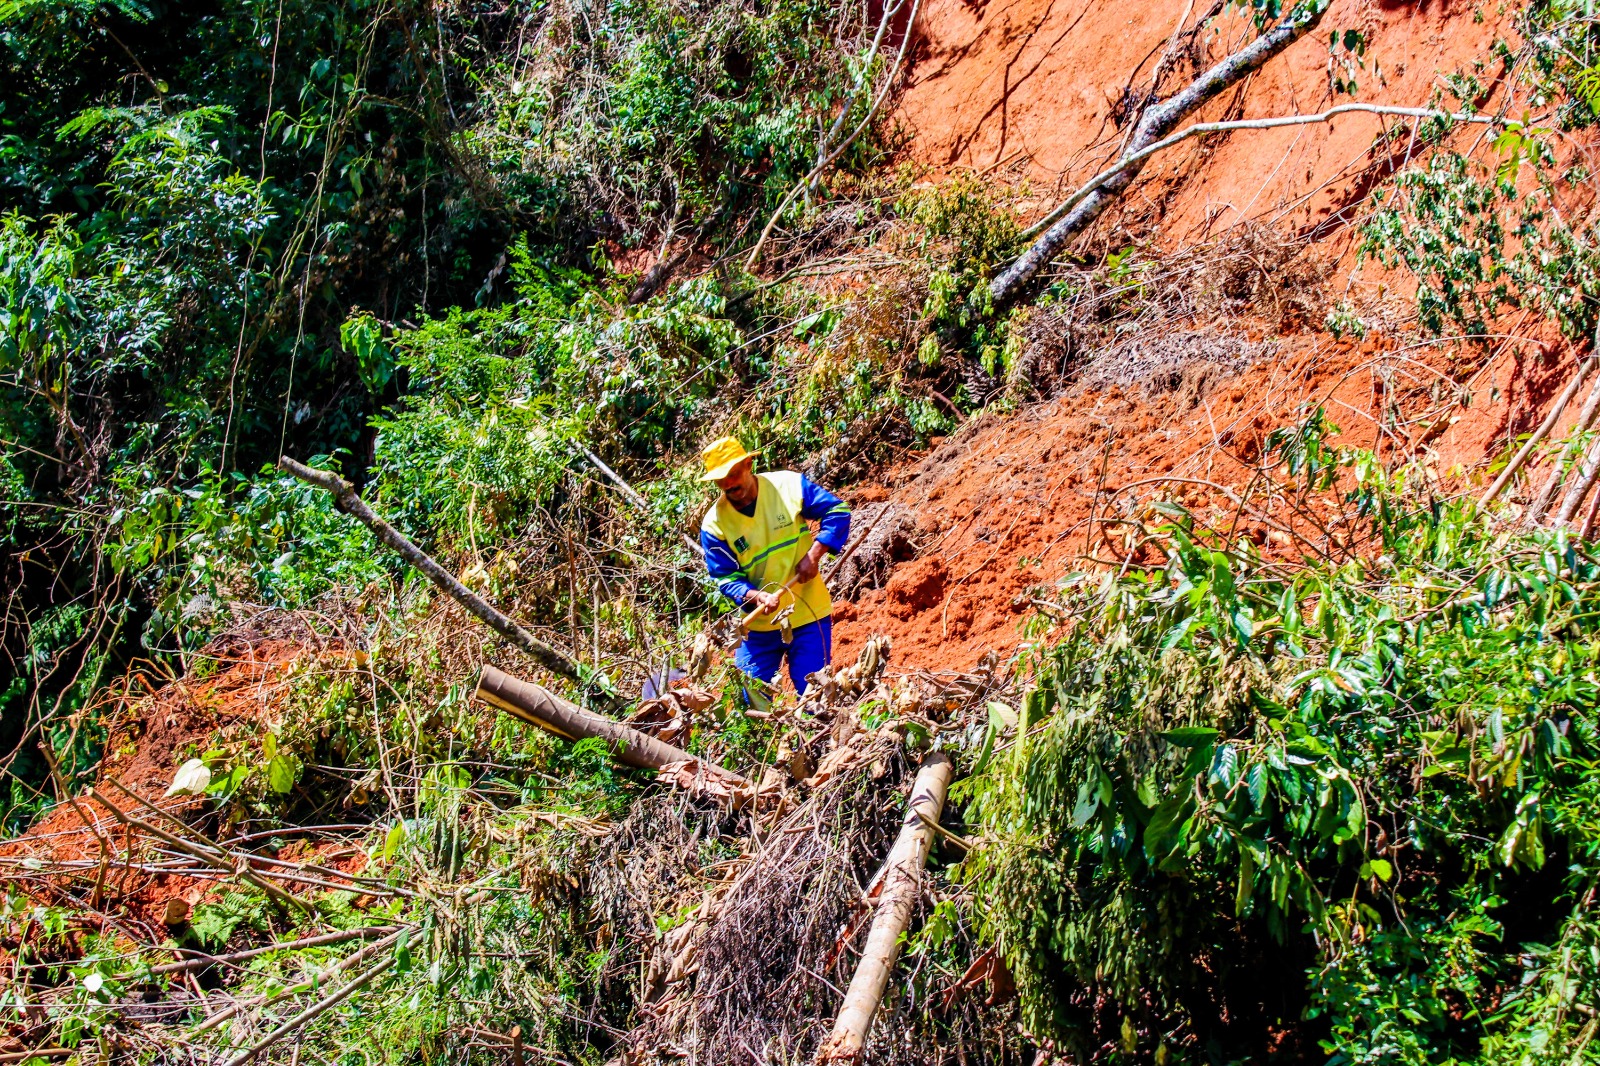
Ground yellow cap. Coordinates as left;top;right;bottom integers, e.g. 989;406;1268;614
699;436;757;481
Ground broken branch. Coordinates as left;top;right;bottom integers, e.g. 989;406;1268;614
1526;370;1600;525
574;443;705;558
150;925;401;976
1555;429;1600;527
745;0;922;270
190;929;407;1035
278;456;604;697
220;953;397;1066
1014;103;1507;249
88;787;313;915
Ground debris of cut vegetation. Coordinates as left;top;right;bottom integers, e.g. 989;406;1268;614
2;631;1023;1066
1076;329;1277;400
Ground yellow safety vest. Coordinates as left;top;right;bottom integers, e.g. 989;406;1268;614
701;471;833;632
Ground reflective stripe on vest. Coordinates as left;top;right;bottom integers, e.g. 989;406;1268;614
702;470;833;633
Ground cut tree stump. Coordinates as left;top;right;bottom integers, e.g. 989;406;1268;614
817;751;954;1063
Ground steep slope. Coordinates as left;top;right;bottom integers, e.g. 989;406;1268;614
10;0;1600;1062
896;0;1516;246
833;322;1584;668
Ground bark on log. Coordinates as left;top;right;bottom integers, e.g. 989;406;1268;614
817;752;954;1064
988;0;1329;308
278;457;600;695
476;664;749;789
1555;430;1600;527
1526;370;1600;526
1477;354;1598;514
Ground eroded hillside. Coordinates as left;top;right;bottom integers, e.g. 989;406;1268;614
6;0;1600;1063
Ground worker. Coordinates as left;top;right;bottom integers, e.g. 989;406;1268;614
698;436;851;698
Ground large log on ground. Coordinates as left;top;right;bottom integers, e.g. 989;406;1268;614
475;665;749;791
817;752;954;1063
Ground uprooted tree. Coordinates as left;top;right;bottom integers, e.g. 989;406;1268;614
989;0;1331;306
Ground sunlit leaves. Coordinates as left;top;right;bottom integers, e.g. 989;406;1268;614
964;409;1600;1060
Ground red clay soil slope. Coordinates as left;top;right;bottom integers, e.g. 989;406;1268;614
828;0;1550;670
0;638;366;926
895;0;1516;247
833;326;1586;672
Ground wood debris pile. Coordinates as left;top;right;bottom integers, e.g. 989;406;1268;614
586;635;1015;1065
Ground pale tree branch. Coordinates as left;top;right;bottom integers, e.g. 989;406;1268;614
746;0;923;271
992;0;1342;306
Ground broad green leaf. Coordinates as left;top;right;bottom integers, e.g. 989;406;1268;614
266;753;299;794
383;821;408;864
1143;794;1195;868
1071;778;1099;828
1209;744;1239;789
1159;727;1220;748
1246;763;1269;809
987;701;1018;732
165;758;211;797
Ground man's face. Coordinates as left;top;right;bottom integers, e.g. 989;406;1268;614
717;457;759;508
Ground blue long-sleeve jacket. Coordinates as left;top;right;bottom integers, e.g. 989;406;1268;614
700;475;851;608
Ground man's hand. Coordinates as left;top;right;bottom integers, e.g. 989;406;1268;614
794;542;828;584
745;588;783;615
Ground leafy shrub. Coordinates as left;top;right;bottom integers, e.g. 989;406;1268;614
466;0;887;247
966;412;1600;1064
1358;2;1600;341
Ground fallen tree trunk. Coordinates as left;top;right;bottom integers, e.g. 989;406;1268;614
476;664;750;792
1526;369;1600;525
817;752;954;1064
1554;429;1600;527
1477;353;1599;515
278;457;603;697
988;0;1330;308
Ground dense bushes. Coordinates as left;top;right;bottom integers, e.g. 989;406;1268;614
965;414;1600;1064
0;0;912;829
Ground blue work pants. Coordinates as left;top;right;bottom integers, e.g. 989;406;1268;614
735;616;833;698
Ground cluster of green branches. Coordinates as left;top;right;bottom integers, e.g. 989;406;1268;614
963;410;1600;1064
0;0;946;830
1353;0;1600;340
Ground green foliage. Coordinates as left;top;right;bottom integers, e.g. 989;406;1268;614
0;0;922;753
1360;150;1516;336
902;176;1023;388
1359;1;1600;340
965;411;1600;1063
466;0;886;246
189;891;271;950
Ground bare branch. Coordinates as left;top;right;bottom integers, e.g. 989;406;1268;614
992;0;1334;306
277;456;604;698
